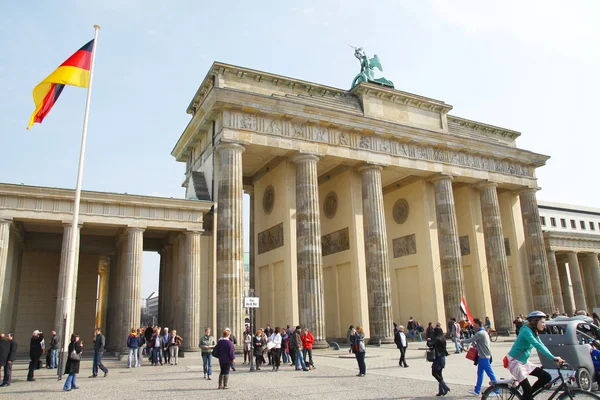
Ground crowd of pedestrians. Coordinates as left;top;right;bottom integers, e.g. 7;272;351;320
5;309;592;396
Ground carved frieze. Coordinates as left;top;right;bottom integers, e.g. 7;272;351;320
313;126;329;142
459;235;470;256
321;227;350;257
223;110;536;178
257;222;284;255
393;234;417;258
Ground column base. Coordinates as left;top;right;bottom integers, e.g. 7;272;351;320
312;340;330;350
180;348;203;359
368;337;394;346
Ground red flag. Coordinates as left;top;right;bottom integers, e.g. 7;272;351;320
460;297;474;325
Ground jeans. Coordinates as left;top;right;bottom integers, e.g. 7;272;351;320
294;349;307;370
137;347;143;366
282;348;289;363
92;352;108;376
169;345;179;365
127;348;138;368
49;349;58;368
162;348;170;364
202;353;212;376
63;373;77;390
152;348;161;364
302;348;314;366
355;351;366;375
474;357;497;394
452;337;461;353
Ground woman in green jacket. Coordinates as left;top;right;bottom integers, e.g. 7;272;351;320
506;311;564;400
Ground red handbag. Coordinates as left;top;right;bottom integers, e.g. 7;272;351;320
465;346;478;361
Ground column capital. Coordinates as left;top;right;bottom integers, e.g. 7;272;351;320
516;187;541;196
215;142;245;154
474;181;498;190
290;151;321;164
428;173;454;184
184;230;203;237
357;163;384;173
125;227;145;234
0;218;13;225
61;222;83;229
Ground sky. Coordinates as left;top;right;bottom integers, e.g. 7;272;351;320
1;1;598;299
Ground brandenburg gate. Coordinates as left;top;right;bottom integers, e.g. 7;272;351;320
172;57;551;344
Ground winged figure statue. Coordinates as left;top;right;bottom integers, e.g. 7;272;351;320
351;47;394;89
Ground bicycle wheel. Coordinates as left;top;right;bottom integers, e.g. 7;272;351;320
490;331;498;342
557;389;600;399
482;384;523;400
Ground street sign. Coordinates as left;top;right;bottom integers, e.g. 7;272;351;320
244;297;259;308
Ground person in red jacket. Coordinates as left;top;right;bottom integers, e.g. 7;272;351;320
301;328;315;369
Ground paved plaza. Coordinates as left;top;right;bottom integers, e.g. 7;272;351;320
2;339;544;399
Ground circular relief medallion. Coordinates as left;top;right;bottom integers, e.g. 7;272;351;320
323;191;338;219
263;185;275;215
393;199;409;224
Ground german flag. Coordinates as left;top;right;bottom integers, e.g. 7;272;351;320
27;39;95;129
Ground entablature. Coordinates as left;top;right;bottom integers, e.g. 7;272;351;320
544;231;600;253
0;183;212;230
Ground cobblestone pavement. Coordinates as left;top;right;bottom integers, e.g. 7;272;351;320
1;339;540;400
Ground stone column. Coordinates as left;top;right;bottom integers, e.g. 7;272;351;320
122;228;144;340
546;250;565;314
292;153;327;346
158;249;165;324
519;189;554;313
580;254;595;310
105;255;119;351
115;235;128;352
54;223;82;337
162;244;173;327
182;231;202;352
478;183;514;334
247;187;256;294
175;236;186;330
216;143;245;340
431;175;465;322
1;222;23;332
96;257;110;330
566;251;587;311
557;256;575;315
246;186;256;330
359;164;393;343
0;219;11;322
582;253;600;308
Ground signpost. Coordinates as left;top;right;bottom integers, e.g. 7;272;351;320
245;291;259;372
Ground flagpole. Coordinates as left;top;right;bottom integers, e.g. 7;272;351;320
60;24;101;358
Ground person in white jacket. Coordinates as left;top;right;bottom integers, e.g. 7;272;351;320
268;327;282;371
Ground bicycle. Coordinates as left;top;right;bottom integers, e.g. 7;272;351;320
481;363;600;400
486;327;498;342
